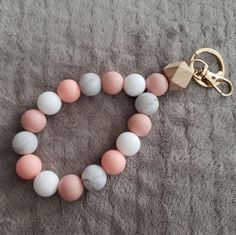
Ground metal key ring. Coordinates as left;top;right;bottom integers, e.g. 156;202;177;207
189;48;233;96
190;48;226;78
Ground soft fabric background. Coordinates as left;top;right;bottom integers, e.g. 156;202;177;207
0;0;235;234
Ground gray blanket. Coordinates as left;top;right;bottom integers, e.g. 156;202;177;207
0;0;235;234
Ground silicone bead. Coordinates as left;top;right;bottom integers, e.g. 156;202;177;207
124;74;146;97
33;171;59;197
102;71;123;95
16;154;42;180
37;91;62;115
57;79;81;103
135;92;159;115
79;73;101;96
58;175;84;201
101;150;126;175
128;113;152;137
146;73;168;96
21;109;46;133
12;131;38;155
82;165;107;191
116;132;141;157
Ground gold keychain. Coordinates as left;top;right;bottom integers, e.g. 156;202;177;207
163;48;233;97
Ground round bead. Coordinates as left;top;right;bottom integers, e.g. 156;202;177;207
101;150;126;175
102;71;123;95
58;175;84;201
128;113;152;137
124;74;146;97
16;154;42;180
57;79;81;103
37;91;62;115
116;132;141;157
12;131;38;155
33;171;59;197
82;165;107;191
21;109;46;133
79;73;101;96
146;73;168;96
135;92;159;115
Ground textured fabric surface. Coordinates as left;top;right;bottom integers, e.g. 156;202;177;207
0;0;236;234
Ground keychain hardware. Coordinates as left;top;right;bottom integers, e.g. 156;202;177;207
189;48;233;97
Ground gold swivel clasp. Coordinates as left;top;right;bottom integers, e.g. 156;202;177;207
189;48;233;97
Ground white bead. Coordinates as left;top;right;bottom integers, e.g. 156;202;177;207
116;132;141;156
37;91;62;115
12;131;38;155
124;74;146;97
33;171;59;197
82;165;107;191
135;92;159;115
79;73;101;96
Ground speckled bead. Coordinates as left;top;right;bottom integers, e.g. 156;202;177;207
82;164;107;191
79;73;101;96
135;92;159;115
12;131;38;155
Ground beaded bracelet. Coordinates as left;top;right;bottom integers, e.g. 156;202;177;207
12;48;233;202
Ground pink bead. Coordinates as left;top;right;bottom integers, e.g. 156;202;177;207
101;150;126;175
146;73;168;96
16;154;42;180
128;113;152;137
58;175;84;201
21;109;46;133
57;79;81;103
102;71;124;95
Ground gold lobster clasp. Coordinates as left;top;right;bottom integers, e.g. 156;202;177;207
189;48;233;96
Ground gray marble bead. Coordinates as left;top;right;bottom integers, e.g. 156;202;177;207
135;92;159;115
82;164;107;191
79;73;101;96
12;131;38;155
